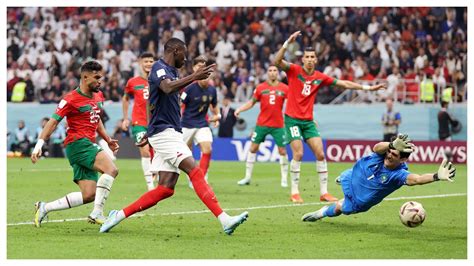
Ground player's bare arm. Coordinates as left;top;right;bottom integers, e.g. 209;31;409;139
235;99;257;117
274;31;301;71
407;159;456;186
209;103;221;128
335;79;387;91
31;118;59;163
121;94;131;131
373;134;414;155
160;64;216;94
97;119;119;152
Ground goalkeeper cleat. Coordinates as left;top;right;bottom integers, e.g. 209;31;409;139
320;193;338;202
237;177;251;186
291;193;304;203
335;176;341;185
34;201;48;228
88;211;106;225
99;210;121;233
301;207;327;222
223;211;249;235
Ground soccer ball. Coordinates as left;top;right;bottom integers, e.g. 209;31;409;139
399;201;426;228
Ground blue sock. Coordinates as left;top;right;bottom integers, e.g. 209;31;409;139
323;203;341;217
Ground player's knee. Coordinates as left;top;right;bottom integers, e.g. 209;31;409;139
293;151;303;160
316;152;325;161
106;166;119;178
82;191;95;203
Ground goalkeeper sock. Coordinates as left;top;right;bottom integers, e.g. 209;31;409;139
244;152;256;180
322;203;341;217
92;174;115;215
199;153;211;176
280;154;289;182
290;160;301;195
317;160;329;195
123;185;175;217
44;192;84;212
189;167;223;217
141;157;154;190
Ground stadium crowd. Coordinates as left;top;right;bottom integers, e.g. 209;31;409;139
7;7;467;104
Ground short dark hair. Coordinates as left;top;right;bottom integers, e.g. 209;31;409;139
42;117;50;122
80;61;102;73
390;136;412;159
139;52;155;59
164;38;185;53
304;46;316;53
441;101;449;108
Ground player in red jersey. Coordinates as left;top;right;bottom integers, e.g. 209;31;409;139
235;65;289;187
122;52;155;191
31;61;120;227
275;31;386;203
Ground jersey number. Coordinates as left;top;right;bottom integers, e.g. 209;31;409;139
89;107;101;124
290;126;300;138
301;83;311;96
143;88;149;100
269;94;276;105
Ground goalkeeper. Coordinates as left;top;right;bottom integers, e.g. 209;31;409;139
301;134;456;222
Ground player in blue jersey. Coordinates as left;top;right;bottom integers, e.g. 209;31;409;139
181;55;220;187
100;38;248;235
301;134;456;222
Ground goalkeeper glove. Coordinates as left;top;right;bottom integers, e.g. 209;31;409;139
389;133;414;153
434;158;456;182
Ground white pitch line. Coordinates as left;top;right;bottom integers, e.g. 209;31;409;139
7;193;466;226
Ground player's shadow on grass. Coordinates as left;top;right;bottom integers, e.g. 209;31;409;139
305;220;466;242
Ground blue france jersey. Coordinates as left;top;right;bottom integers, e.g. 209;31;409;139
181;82;217;128
342;152;410;211
147;59;181;136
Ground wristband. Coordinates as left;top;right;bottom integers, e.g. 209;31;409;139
33;139;45;154
362;85;371;90
283;40;289;49
433;173;439;181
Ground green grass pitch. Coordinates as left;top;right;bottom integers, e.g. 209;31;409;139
7;158;467;259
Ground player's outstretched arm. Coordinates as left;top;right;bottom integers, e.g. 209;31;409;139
373;133;414;154
406;159;456;185
31;118;59;164
235;99;256;117
274;31;301;71
209;104;221;128
97;119;119;152
160;64;216;94
121;94;131;131
335;79;386;91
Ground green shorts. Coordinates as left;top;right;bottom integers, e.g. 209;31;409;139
131;125;148;144
65;138;102;183
251;126;288;147
284;115;320;142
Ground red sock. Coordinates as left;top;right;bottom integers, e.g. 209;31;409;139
189;167;223;217
123;185;174;217
199;153;211;175
148;144;154;162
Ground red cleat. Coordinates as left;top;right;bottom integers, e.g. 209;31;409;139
320;193;338;202
290;194;304;203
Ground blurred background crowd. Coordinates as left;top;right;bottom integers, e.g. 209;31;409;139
7;7;467;105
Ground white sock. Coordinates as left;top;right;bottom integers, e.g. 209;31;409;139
244;152;256;180
116;209;126;222
317;159;328;195
44;192;84;212
141;157;154;190
217;212;231;226
290;160;301;195
279;154;289;182
92;174;115;214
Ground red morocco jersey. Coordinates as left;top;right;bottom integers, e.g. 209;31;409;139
125;76;149;127
253;81;288;128
284;64;337;120
52;88;105;146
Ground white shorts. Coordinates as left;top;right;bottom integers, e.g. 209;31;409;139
149;128;193;174
182;127;213;146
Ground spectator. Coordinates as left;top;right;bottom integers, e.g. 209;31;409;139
438;101;459;141
10;120;31;156
381;98;401;141
218;96;237;138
